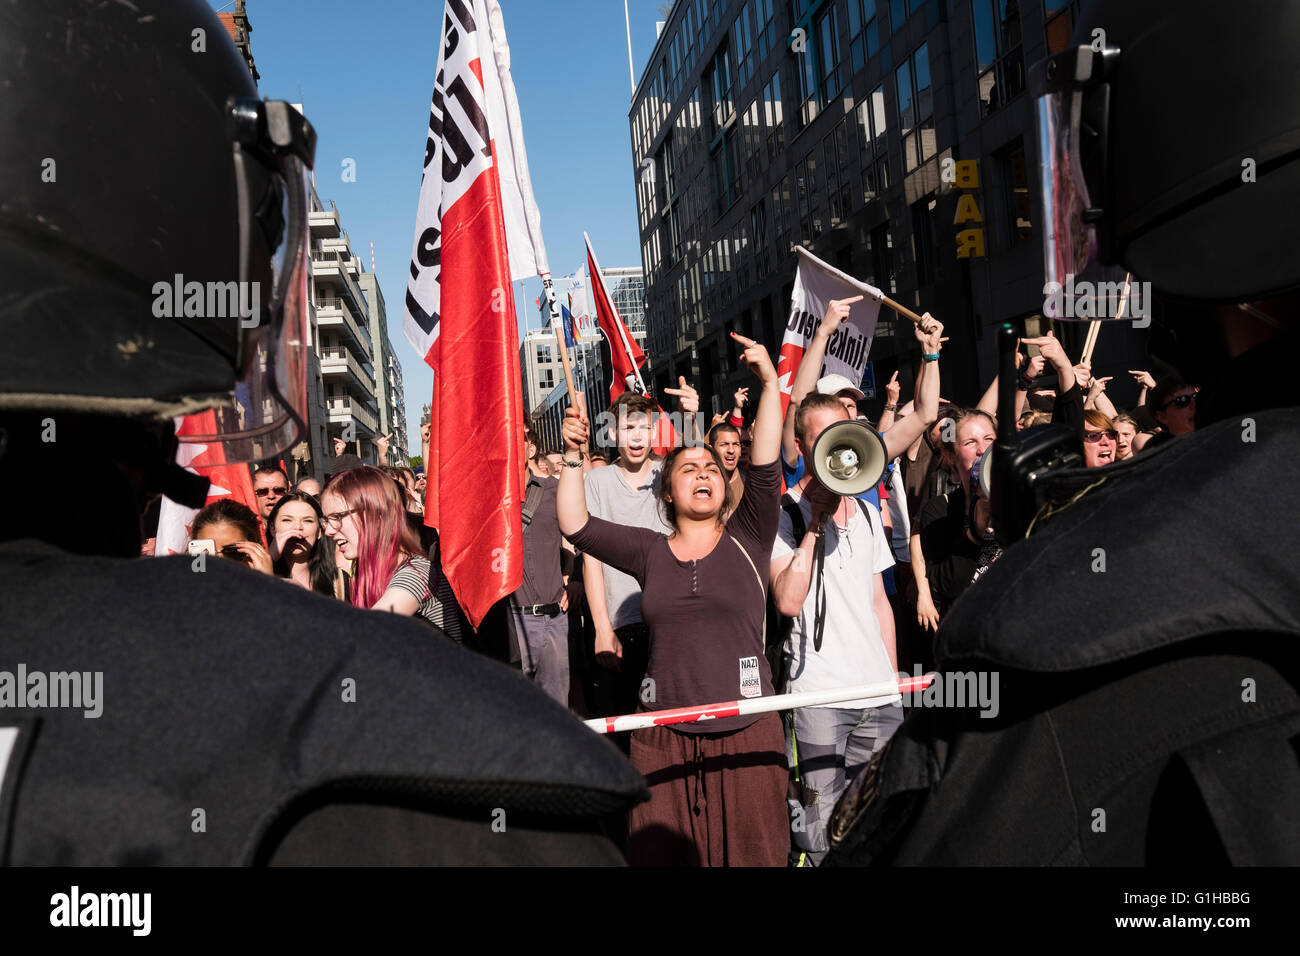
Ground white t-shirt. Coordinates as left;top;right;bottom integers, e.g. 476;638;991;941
772;487;898;708
885;457;911;564
583;463;672;629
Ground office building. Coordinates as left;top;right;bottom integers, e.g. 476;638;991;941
630;0;1145;415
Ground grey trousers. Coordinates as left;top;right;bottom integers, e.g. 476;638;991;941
787;703;904;865
509;603;570;708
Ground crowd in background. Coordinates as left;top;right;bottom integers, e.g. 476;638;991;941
136;301;1197;867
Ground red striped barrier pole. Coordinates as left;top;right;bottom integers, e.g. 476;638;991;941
584;674;936;734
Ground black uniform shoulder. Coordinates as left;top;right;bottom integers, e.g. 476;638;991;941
934;408;1300;672
0;542;645;864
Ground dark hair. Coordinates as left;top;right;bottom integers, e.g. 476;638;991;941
191;499;261;543
267;492;337;596
707;422;741;445
657;444;734;528
252;464;287;485
1149;374;1188;417
794;392;849;446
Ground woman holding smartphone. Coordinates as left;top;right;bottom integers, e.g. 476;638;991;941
267;491;338;597
557;333;787;867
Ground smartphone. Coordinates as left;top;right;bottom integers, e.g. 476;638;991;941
187;539;216;556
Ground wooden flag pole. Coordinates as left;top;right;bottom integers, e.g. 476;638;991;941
880;294;925;326
1080;272;1130;365
540;273;581;411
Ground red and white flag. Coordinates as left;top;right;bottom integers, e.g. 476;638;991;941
776;246;884;419
154;411;259;556
402;0;549;628
585;232;645;403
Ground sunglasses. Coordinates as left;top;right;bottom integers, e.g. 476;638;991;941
1083;429;1119;443
1162;393;1196;410
254;486;288;497
323;509;356;529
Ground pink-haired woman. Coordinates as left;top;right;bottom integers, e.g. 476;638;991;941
320;465;445;628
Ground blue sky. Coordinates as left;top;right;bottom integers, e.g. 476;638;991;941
212;0;672;446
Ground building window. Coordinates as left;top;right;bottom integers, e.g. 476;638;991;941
1044;0;1080;55
711;127;741;214
869;223;896;295
763;72;784;158
896;42;935;173
856;84;890;200
911;195;939;287
536;344;552;365
997;137;1033;246
539;368;555;391
971;0;1025;116
824;119;854;225
734;1;757;90
750;199;768;249
890;0;913;32
791;1;844;129
705;43;734;138
847;0;880;72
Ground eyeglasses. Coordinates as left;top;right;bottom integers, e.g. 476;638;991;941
1162;393;1197;410
323;509;355;529
1083;429;1119;443
254;486;288;497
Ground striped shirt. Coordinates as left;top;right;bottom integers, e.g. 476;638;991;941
387;556;462;641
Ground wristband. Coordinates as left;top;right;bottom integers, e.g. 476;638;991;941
883;404;898;411
1016;370;1035;391
729;413;744;427
923;352;941;362
561;455;584;468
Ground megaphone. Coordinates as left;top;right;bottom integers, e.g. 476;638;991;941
971;446;993;500
810;420;888;496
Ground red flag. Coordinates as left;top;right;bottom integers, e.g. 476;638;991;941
586;233;645;403
154;410;260;555
403;0;549;628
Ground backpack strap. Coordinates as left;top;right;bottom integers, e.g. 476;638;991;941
781;492;806;542
521;476;545;527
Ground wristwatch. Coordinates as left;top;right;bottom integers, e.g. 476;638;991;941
883;403;898;411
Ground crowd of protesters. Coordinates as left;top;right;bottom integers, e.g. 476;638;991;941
138;297;1195;868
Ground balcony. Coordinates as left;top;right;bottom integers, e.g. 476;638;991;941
311;246;369;324
315;295;372;353
309;201;340;239
326;395;378;435
319;345;376;394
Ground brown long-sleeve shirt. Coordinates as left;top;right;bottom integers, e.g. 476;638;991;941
568;460;781;734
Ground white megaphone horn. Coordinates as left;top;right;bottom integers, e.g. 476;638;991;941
809;420;888;497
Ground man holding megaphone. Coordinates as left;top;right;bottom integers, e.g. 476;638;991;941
769;315;945;865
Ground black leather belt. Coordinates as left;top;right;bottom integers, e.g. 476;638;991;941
519;603;562;617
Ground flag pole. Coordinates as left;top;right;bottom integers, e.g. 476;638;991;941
879;293;924;326
1080;272;1129;365
585;231;647;395
541;273;581;410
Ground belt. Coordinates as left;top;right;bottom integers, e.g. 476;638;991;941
519;602;562;617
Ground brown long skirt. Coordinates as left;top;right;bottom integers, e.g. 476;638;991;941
627;711;789;867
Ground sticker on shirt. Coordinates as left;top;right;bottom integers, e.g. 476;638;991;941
739;656;762;698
